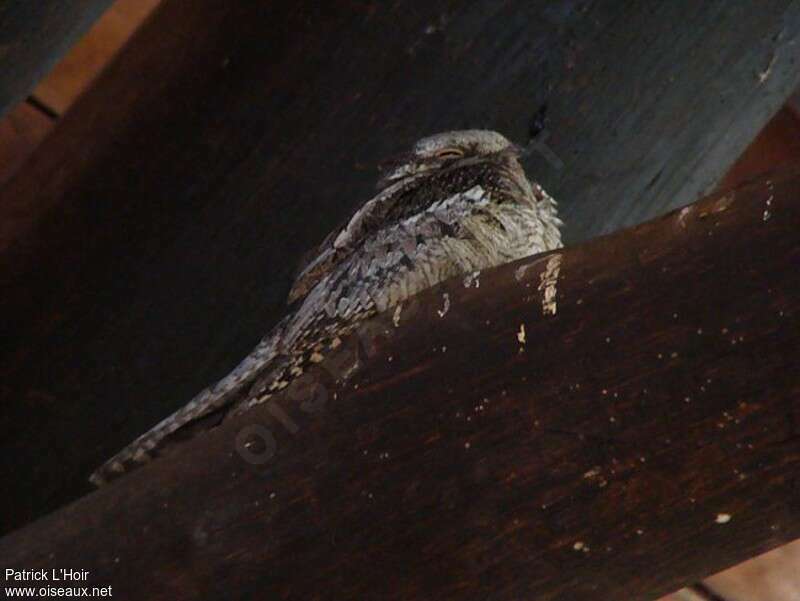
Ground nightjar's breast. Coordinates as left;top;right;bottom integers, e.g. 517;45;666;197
282;156;562;351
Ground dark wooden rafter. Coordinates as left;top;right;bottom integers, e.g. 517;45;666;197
1;164;798;600
0;0;114;118
1;0;800;536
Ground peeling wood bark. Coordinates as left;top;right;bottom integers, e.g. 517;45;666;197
2;0;800;535
1;166;798;600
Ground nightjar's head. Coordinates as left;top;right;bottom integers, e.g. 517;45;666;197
376;129;521;190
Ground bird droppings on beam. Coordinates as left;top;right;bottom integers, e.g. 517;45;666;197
436;293;450;318
463;270;481;288
538;254;562;316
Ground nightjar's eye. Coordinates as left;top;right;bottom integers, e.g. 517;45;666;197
435;148;465;160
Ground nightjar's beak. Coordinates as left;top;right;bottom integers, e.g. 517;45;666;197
376;151;416;190
510;142;528;157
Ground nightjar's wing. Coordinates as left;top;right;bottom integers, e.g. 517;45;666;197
288;155;523;305
288;173;431;304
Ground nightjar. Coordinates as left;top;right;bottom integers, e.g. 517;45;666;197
91;130;563;485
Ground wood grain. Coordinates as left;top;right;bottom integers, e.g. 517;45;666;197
1;162;798;601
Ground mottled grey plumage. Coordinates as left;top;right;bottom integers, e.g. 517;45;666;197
90;130;562;486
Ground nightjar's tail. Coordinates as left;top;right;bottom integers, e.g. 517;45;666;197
89;326;285;487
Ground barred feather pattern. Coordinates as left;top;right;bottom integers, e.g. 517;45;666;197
90;130;563;485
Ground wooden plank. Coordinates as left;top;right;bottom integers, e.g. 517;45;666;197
718;107;800;191
0;101;53;186
0;0;161;186
660;540;800;601
659;591;711;601
1;165;798;600
788;88;800;116
2;0;800;537
662;89;800;601
703;540;800;600
32;0;163;114
0;0;115;118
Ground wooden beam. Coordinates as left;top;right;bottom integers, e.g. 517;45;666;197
2;0;800;536
0;0;114;118
1;163;798;600
696;540;800;601
30;0;163;115
0;0;163;187
788;87;800;116
0;101;53;186
717;107;800;191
